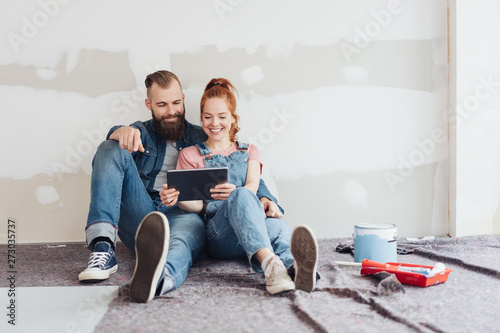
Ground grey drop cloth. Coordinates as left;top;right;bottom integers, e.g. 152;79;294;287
2;235;499;332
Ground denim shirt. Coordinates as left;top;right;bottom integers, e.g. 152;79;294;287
106;119;283;213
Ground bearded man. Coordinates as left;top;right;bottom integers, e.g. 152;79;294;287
78;70;283;303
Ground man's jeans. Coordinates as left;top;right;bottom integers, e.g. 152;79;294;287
85;140;207;290
205;187;293;273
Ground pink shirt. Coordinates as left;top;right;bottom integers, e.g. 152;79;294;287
177;142;262;172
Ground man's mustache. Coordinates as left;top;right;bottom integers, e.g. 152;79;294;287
161;113;182;120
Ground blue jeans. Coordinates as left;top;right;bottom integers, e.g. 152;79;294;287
206;187;293;274
85;140;207;290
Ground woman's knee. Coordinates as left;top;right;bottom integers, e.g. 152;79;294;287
266;217;292;238
229;187;260;204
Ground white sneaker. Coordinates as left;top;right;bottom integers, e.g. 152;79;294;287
291;225;318;292
264;256;295;294
129;212;170;303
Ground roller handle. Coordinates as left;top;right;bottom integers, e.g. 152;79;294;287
361;259;398;270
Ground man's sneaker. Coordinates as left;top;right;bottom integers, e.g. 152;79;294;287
79;241;118;282
264;256;295;294
129;212;170;303
291;225;318;292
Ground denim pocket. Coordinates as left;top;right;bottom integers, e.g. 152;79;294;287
135;145;157;175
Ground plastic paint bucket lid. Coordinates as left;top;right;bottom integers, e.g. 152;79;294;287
355;222;396;229
354;223;397;240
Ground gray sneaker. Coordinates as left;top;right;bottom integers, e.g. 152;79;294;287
291;225;318;292
129;212;170;303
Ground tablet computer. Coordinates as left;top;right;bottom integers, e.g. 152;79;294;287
167;167;228;201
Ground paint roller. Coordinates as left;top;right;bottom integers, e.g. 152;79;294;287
333;259;446;277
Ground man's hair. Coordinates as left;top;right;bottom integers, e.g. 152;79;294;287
145;70;182;97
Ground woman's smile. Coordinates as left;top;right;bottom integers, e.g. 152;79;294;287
202;97;235;147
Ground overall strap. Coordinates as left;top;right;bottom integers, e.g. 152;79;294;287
195;142;211;155
236;141;248;150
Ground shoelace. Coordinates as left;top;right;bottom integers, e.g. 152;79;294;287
87;251;111;268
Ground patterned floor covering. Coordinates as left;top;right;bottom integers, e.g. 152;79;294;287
1;235;499;332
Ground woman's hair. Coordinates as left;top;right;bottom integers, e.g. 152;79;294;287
200;78;240;142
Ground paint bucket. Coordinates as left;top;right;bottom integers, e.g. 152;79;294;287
353;223;397;263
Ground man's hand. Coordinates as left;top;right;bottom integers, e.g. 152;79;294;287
160;185;180;207
210;183;236;201
109;126;145;153
260;197;283;218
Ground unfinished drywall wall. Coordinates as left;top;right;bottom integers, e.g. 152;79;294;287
0;0;448;244
449;0;500;236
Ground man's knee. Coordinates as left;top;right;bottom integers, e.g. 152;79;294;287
96;140;123;157
92;140;131;167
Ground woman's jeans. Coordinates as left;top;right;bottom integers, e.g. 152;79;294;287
206;187;293;274
85;140;207;290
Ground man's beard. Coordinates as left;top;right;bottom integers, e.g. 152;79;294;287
152;106;186;141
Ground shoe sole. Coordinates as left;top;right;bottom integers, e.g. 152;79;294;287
129;212;169;303
266;280;296;294
291;225;318;293
78;265;118;282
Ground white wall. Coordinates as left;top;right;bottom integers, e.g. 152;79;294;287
449;0;500;236
0;0;450;244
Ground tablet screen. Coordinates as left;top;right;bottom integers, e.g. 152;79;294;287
166;167;228;201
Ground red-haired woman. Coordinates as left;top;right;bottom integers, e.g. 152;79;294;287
163;78;318;294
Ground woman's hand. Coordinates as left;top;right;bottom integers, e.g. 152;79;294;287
210;183;236;201
160;185;180;207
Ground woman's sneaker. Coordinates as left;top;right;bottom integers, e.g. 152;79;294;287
264;256;295;294
291;225;318;292
129;212;170;303
79;241;118;282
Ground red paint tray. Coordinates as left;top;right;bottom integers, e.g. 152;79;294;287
360;259;453;287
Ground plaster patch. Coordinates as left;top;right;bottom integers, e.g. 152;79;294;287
0;49;136;97
171;40;437;97
342;66;370;84
276;165;438;238
35;185;60;205
238;85;446;181
0;172;91;244
241;66;264;86
36;68;58;81
342;179;368;209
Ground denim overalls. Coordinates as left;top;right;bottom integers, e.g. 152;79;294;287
195;141;294;273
